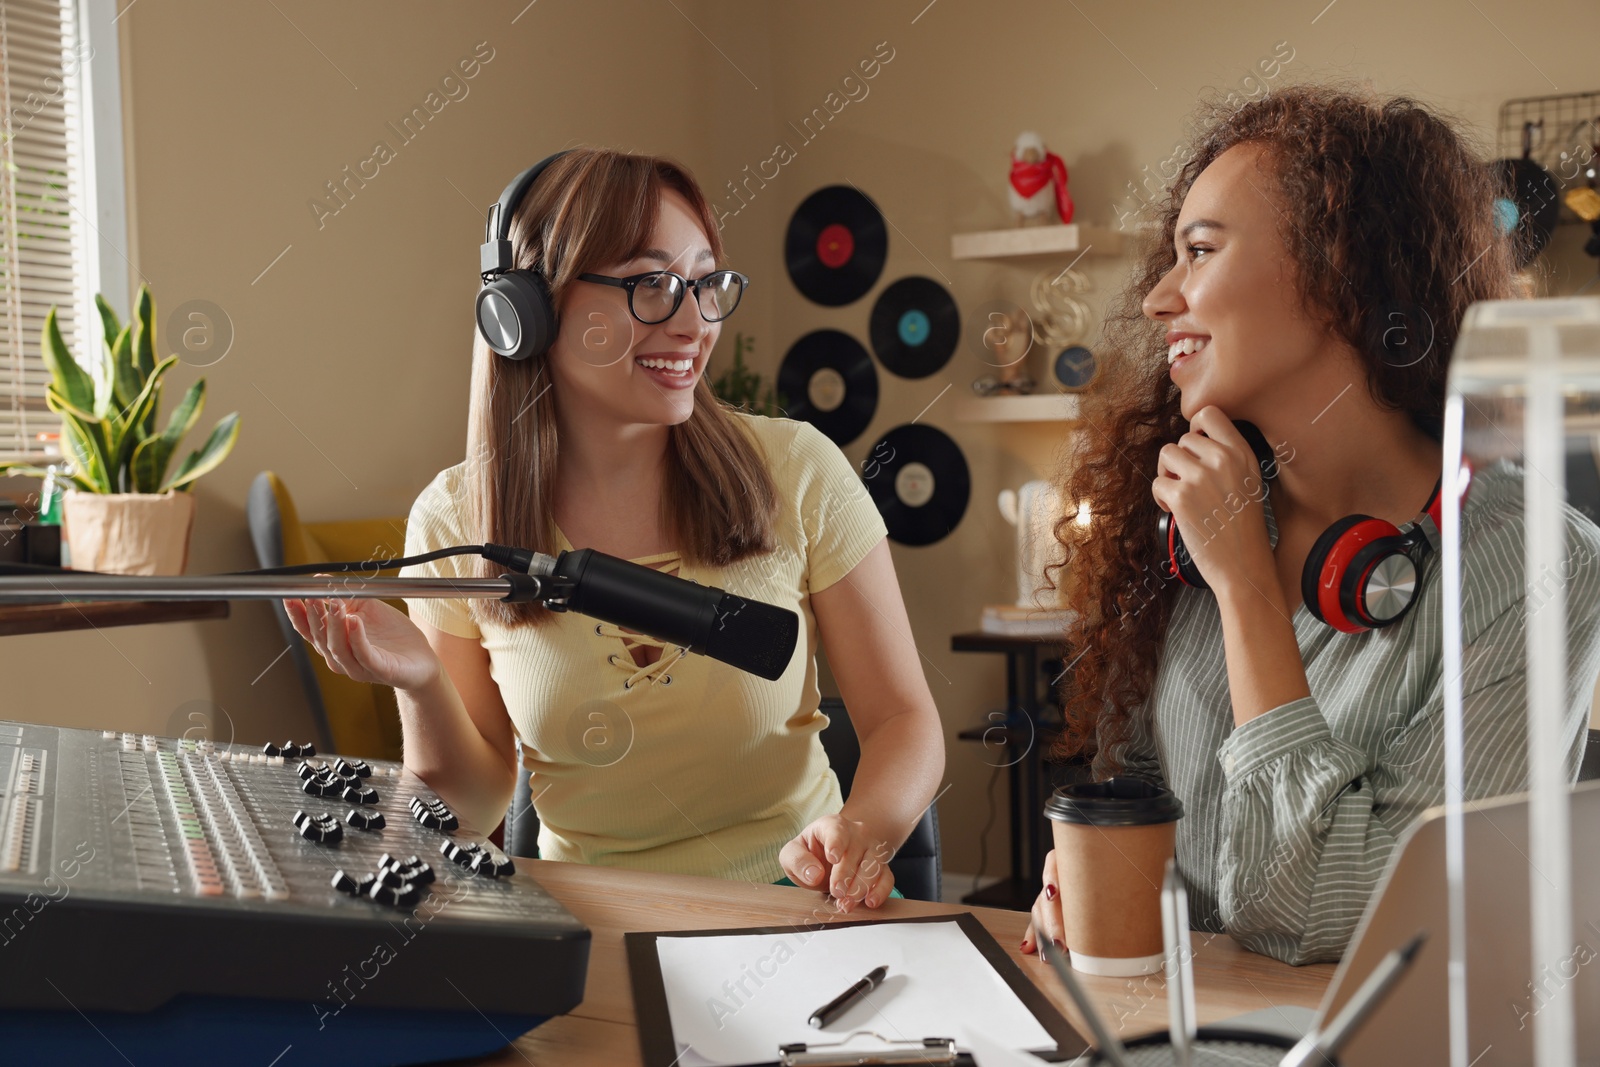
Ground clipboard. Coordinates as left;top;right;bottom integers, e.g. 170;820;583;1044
625;911;1088;1067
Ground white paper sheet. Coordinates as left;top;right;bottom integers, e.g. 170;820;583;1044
966;1027;1066;1067
653;919;1057;1066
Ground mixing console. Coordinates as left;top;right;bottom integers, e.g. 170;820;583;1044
0;719;589;1065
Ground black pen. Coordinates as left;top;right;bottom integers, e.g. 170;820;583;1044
808;965;888;1028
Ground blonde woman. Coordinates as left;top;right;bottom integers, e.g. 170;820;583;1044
283;147;943;910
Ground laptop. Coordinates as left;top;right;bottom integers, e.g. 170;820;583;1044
1288;778;1600;1065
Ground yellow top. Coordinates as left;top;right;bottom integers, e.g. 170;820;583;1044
398;414;888;881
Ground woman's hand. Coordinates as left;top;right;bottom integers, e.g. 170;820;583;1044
282;577;441;692
779;812;897;912
1021;847;1062;956
1152;405;1275;598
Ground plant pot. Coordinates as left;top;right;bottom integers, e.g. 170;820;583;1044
63;489;197;575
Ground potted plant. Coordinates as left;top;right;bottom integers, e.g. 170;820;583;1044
711;332;787;417
0;284;240;574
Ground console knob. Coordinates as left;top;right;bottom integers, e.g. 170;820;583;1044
471;850;516;878
342;784;379;805
409;795;460;833
368;879;421;907
298;815;342;843
345;808;385;830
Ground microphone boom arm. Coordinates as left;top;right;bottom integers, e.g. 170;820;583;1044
0;542;799;681
0;572;567;604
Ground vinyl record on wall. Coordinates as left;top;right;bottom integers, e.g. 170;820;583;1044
778;330;879;446
785;186;888;306
869;276;960;379
862;424;970;546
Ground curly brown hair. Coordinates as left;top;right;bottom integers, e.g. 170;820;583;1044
1044;82;1525;773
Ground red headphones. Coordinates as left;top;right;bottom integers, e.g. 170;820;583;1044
1158;420;1467;633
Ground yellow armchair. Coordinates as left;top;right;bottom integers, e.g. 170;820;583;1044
246;471;408;761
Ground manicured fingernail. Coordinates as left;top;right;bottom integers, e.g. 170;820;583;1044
1045;883;1057;901
1020;938;1030;951
803;865;819;884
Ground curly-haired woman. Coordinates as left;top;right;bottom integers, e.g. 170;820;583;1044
1022;85;1600;965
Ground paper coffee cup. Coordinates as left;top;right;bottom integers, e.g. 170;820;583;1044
1043;777;1184;977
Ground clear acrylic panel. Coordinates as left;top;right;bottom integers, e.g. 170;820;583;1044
1443;296;1600;1067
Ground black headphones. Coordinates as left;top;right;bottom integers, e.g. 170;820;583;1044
475;150;572;361
1157;420;1463;633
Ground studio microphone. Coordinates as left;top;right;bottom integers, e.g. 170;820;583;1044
530;548;799;682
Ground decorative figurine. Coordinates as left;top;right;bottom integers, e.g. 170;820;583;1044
1009;131;1074;226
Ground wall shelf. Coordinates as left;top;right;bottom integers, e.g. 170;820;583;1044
950;223;1125;262
954;393;1081;422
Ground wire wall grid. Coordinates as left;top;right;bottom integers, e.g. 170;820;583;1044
1498;90;1600;228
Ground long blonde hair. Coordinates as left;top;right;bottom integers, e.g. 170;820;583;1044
463;147;779;628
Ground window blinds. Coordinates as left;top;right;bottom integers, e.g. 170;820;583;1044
0;0;87;463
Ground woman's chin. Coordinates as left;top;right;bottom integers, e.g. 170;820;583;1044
637;393;696;426
1176;382;1233;422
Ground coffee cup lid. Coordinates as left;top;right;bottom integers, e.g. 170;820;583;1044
1044;776;1183;826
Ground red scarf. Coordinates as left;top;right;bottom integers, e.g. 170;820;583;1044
1009;152;1074;224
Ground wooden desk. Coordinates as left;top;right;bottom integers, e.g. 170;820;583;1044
0;599;229;636
451;861;1335;1066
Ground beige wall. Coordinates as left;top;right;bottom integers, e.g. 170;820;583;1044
3;0;1599;877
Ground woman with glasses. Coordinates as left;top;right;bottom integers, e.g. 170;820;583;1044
281;147;944;910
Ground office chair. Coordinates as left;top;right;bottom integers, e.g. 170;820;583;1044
246;471;408;761
1566;434;1600;529
1565;438;1600;785
504;696;945;901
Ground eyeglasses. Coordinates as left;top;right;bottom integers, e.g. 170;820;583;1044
577;269;748;325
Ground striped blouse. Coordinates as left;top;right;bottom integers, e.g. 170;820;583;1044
1098;459;1600;965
